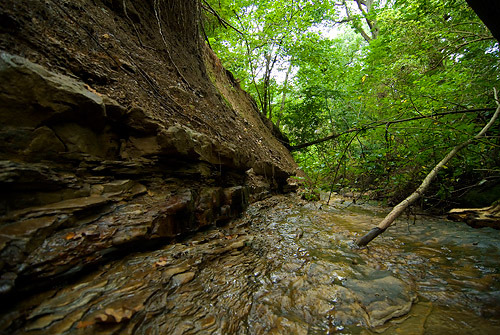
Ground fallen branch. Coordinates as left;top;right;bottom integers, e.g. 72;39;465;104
356;88;500;247
289;108;496;151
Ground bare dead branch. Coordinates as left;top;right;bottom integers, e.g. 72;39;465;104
289;108;496;151
356;88;500;247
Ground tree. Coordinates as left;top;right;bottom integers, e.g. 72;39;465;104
203;0;337;119
340;0;381;42
357;88;500;246
290;0;500;205
204;0;500;209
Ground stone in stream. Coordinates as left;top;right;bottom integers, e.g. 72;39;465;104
342;270;417;327
171;272;196;286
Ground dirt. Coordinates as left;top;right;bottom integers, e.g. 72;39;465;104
0;0;299;298
0;0;297;176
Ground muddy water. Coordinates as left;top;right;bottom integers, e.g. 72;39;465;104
1;195;500;334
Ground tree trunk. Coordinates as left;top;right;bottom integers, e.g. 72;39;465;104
342;0;379;43
262;53;271;118
356;89;500;247
276;63;292;129
448;201;500;229
354;0;379;40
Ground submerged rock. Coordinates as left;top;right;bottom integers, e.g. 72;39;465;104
0;195;462;335
2;195;500;334
343;270;416;327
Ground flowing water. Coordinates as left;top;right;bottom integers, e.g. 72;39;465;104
2;194;500;334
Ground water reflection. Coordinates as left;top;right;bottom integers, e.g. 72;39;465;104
1;194;499;334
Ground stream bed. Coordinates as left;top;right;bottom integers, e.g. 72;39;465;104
1;194;500;334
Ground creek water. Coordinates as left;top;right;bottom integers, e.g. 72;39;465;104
1;194;500;334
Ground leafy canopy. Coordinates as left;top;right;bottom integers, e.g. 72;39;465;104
203;0;500;207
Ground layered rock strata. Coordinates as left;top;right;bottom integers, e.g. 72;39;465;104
0;0;298;295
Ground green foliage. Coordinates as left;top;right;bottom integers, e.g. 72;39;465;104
204;0;500;207
204;0;337;118
349;0;500;205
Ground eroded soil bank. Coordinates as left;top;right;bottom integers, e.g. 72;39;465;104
0;0;298;297
2;195;499;334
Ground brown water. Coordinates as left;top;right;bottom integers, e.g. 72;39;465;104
1;195;500;334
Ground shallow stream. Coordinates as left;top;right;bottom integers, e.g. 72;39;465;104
2;194;500;334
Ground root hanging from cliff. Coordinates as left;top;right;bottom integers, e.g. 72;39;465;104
153;0;193;90
123;0;151;50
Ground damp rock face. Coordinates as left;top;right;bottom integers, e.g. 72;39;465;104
0;0;297;295
0;52;261;295
2;194;500;334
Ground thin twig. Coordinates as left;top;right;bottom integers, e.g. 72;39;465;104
290;107;496;151
356;87;500;247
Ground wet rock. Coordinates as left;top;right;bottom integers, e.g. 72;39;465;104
155;124;253;174
0;15;296;307
246;168;272;202
51;123;105;159
89;160;146;175
220;186;249;220
171;272;195;286
0;161;94;214
6;196;111;220
121;135;162;159
3;195;500;334
93;179;145;197
102;95;126;122
0;215;60;251
22;126;66;161
0;161;70;192
0;0;299;311
0;52;106;130
0;184;252;294
0;272;17;294
163;265;192;282
152;189;196;237
343;270;417;327
123;106;160;135
195;187;222;227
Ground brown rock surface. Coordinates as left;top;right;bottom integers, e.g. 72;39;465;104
0;0;298;295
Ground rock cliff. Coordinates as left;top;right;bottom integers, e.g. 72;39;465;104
0;0;298;296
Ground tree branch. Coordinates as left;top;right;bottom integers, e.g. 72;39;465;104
342;0;372;43
201;0;245;36
356;88;500;247
289;108;496;151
